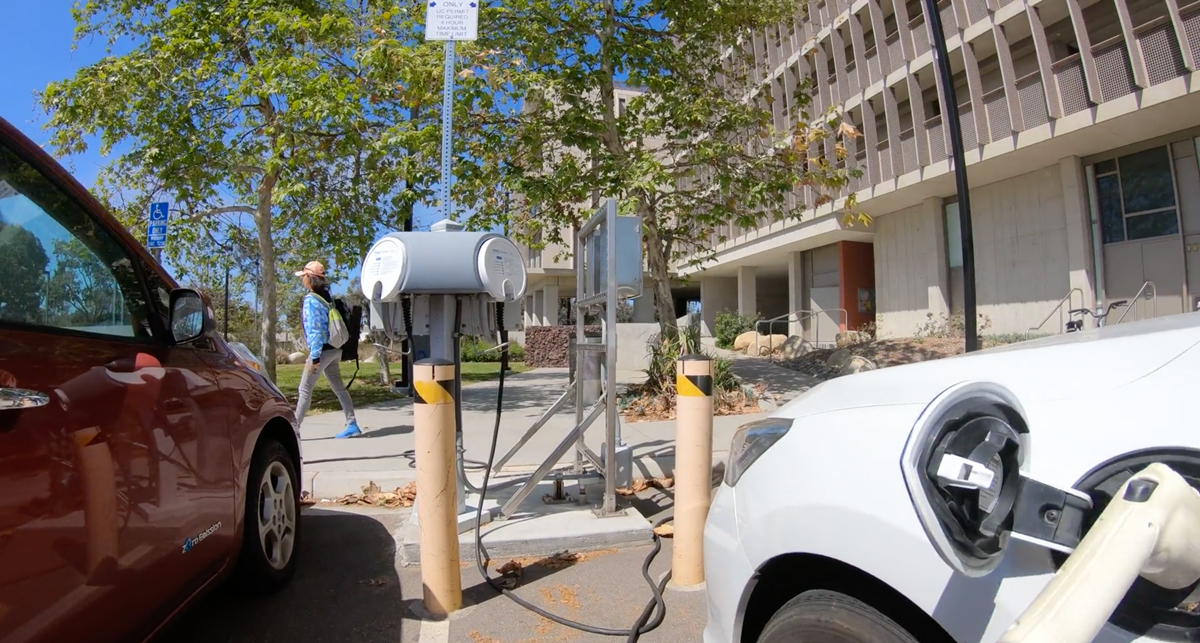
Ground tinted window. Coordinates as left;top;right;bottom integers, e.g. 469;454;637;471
1126;210;1179;240
1119;147;1176;213
0;143;154;339
1093;145;1181;244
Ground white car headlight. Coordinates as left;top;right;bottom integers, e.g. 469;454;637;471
725;418;793;487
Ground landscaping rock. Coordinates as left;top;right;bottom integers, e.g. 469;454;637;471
733;331;759;352
288;352;307;365
753;334;787;356
839;355;877;376
779;335;812;360
826;349;853;370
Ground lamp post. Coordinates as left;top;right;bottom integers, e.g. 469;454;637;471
920;0;979;352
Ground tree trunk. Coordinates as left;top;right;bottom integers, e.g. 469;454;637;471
255;172;280;382
376;338;392;386
641;201;678;339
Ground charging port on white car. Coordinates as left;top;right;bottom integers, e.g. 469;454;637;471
902;381;1093;576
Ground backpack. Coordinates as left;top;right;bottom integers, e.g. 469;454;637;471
335;298;364;387
306;293;349;349
335;299;363;360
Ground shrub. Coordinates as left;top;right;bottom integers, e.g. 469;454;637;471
460;335;526;363
914;312;993;339
714;310;759;349
643;323;738;396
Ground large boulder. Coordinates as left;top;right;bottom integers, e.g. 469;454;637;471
779;335;812;360
287;352;307;365
733;331;760;352
756;334;788;356
839;355;878;376
826;348;853;370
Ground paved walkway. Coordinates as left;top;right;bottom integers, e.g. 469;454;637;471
299;368;768;498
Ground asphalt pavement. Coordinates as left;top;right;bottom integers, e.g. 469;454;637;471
158;503;708;643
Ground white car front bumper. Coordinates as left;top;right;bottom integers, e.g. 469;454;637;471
702;483;754;643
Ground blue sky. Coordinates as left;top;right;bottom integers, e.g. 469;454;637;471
0;2;452;298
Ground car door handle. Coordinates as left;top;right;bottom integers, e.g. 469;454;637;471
0;388;50;410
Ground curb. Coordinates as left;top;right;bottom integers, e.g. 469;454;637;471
302;451;731;500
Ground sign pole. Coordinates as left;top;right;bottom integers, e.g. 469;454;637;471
441;40;456;222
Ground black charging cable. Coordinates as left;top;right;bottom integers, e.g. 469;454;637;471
472;303;673;642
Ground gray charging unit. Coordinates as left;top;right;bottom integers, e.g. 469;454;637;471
361;219;525;532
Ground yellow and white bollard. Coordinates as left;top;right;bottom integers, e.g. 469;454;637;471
413;358;463;616
673;355;714;588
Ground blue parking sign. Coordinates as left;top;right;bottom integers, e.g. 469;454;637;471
147;235;166;249
149;202;169;222
148;224;167;236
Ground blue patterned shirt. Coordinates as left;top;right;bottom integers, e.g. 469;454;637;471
302;294;329;361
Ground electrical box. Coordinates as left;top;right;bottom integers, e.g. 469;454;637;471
588;215;643;300
360;230;527;303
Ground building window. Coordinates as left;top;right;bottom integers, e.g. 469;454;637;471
1093;146;1180;245
944;200;965;313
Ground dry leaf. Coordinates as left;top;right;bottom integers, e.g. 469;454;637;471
458;68;475;78
653;524;675;538
360;577;389;587
540;551;582;569
837;122;861;139
333;481;417;508
495;559;524;589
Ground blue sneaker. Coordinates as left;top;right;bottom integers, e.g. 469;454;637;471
335;422;362;439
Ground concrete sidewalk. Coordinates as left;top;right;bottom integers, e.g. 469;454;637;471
299;368;768;499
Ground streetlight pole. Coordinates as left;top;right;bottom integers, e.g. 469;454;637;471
920;0;979;352
223;263;231;340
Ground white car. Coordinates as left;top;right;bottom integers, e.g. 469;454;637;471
704;313;1200;643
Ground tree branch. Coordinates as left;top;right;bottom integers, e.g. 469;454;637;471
179;205;258;223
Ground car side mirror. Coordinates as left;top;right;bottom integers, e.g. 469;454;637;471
169;289;215;345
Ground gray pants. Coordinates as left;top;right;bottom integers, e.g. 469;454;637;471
295;348;357;429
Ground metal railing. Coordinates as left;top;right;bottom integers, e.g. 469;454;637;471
1114;281;1157;325
754;308;849;359
1026;288;1084;339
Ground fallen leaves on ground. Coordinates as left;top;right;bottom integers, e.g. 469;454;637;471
299;491;317;506
495;559;524;589
487;549;618;590
620;388;761;423
332;481;417;508
359;577;389;587
653;523;675;538
616;476;674;496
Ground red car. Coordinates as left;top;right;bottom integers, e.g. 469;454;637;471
0;116;302;643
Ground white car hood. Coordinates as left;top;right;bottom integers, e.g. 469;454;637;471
775;313;1200;420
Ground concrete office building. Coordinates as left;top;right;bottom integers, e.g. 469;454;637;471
521;0;1200;345
681;0;1200;341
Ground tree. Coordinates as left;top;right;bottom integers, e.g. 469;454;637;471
0;223;49;324
45;238;124;326
38;0;415;380
460;0;863;339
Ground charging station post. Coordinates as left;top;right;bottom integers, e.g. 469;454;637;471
413;358;463;615
673;355;714;588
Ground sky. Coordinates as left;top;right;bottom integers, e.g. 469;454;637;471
0;2;448;299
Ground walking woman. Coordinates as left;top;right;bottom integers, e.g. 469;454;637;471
294;261;361;438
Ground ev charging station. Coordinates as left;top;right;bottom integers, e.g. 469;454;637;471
358;199;645;532
360;218;526;532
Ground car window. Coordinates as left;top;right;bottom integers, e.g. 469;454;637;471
0;142;155;339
